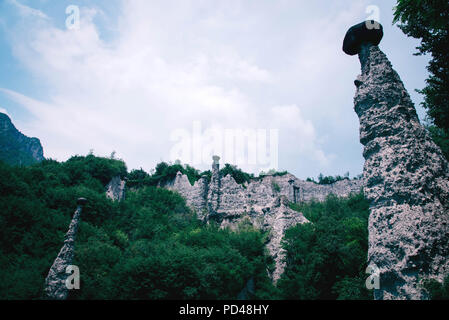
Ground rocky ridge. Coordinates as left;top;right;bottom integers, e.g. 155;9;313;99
165;157;363;282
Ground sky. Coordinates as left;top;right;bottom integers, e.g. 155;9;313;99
0;0;430;179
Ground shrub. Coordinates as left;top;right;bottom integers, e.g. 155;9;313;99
0;157;274;300
279;193;372;300
220;164;254;185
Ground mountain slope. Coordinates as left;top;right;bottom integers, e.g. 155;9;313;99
0;113;44;166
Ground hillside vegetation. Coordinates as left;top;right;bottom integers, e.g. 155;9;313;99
279;194;372;299
0;155;373;299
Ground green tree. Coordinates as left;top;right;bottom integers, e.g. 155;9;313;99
422;275;449;300
220;164;254;185
394;0;449;159
279;193;372;300
0;156;275;300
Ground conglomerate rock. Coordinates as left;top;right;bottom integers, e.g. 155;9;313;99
44;198;86;300
106;176;126;202
349;34;449;299
165;158;362;282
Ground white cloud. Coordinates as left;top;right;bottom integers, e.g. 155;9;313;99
7;0;49;20
3;0;382;176
269;105;330;167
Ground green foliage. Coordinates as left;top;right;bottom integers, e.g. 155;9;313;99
272;182;281;193
0;155;128;299
306;173;350;185
220;164;254;185
147;161;183;186
422;275;449;300
279;193;372;300
0;155;375;300
127;162;202;188
128;163;287;189
63;154;127;186
259;169;288;178
0;156;274;300
394;0;449;157
73;186;274;300
426;125;449;160
127;168;152;188
273;171;288;177
0;113;43;166
200;170;212;183
0;147;38;166
183;164;203;185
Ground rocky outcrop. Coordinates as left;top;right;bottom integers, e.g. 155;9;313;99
208;155;222;220
262;196;309;282
167;167;362;217
44;198;86;300
346;21;449;299
165;172;209;219
166;157;362;282
106;176;126;202
0;112;44;165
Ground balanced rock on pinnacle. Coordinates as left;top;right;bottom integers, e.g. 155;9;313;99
344;21;449;300
343;20;383;56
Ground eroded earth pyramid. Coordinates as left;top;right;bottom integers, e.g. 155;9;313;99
44;198;86;299
165;157;362;283
344;21;449;299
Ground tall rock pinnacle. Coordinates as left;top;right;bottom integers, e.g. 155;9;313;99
44;198;86;300
344;21;449;299
208;155;222;220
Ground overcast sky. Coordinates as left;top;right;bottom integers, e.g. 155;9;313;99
0;0;429;179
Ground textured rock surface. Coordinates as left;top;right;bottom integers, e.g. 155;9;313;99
167;170;362;216
0;112;44;165
44;200;84;300
166;158;362;282
169;173;361;214
208;156;222;220
165;172;209;220
106;176;126;201
262;196;309;282
353;44;449;299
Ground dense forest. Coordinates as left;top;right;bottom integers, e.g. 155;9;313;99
0;155;446;299
0;156;272;299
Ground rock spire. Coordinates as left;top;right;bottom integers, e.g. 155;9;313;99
344;21;449;299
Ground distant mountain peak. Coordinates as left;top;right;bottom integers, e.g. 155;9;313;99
0;112;44;166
